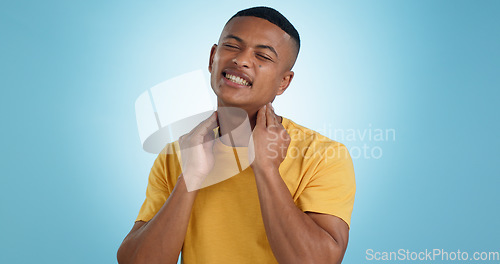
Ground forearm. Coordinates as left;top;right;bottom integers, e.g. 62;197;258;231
253;167;343;264
118;174;197;264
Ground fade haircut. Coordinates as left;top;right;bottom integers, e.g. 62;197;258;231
227;6;300;59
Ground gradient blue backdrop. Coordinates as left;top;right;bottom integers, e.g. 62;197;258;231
1;0;499;263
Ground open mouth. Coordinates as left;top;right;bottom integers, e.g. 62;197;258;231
223;72;252;87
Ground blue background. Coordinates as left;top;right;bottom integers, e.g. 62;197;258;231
1;0;498;263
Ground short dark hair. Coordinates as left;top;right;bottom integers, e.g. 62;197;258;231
227;6;300;55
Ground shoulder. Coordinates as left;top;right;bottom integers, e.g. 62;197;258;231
153;141;183;186
283;118;356;227
282;117;348;157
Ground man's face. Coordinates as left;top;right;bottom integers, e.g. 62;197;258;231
209;16;296;113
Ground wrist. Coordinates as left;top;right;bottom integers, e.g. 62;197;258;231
251;163;279;176
179;173;204;194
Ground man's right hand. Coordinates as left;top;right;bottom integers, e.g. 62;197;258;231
118;112;218;263
178;111;219;191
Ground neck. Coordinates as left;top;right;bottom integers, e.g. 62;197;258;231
216;105;283;147
217;106;253;147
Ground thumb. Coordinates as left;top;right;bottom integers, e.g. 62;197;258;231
194;111;218;137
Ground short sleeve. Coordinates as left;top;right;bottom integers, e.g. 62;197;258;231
135;152;171;222
296;143;356;228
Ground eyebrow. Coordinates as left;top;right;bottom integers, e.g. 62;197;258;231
223;34;279;58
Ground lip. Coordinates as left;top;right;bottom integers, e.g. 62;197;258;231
221;74;252;89
222;68;253;88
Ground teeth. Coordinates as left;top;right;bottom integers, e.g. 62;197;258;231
225;73;250;86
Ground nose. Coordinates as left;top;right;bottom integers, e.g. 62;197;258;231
232;49;252;68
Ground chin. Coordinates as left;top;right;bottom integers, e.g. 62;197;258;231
214;87;250;106
217;97;250;108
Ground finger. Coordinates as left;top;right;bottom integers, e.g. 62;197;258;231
266;103;274;127
256;105;267;128
270;103;279;124
194;111;218;136
280;129;290;141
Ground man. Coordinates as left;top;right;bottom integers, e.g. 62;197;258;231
117;6;355;264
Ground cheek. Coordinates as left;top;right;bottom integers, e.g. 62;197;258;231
211;56;220;72
256;66;277;82
269;72;281;93
260;70;282;92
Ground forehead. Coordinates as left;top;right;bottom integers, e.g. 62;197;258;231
219;16;292;50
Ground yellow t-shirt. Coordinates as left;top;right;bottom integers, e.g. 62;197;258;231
136;117;356;264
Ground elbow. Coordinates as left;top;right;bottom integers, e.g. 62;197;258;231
306;239;346;264
117;239;141;264
116;243;129;264
327;240;347;264
117;242;178;264
299;240;346;264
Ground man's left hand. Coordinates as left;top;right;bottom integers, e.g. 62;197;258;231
249;103;291;173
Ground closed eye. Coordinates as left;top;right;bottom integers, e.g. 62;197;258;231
257;53;273;62
223;44;239;49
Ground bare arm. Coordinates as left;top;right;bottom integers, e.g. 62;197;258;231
253;167;349;264
250;104;349;263
118;112;218;264
117;175;198;264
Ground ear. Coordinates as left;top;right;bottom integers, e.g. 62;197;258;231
277;70;294;95
208;44;218;73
